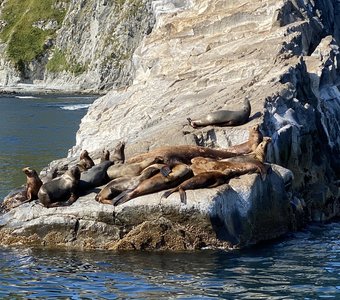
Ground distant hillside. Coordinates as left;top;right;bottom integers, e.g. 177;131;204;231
0;0;154;92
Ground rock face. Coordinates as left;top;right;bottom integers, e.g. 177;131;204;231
0;0;156;92
0;0;340;250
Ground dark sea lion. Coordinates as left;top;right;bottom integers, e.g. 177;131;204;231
107;156;164;180
187;97;251;128
77;150;95;172
78;160;113;191
95;163;165;204
112;163;193;206
162;171;233;203
100;149;110;162
226;124;263;154
111;141;125;164
127;145;237;165
38;166;81;208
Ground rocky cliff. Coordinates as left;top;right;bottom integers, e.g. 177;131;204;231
0;0;156;92
0;0;340;250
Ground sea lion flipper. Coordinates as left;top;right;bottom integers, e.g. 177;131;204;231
162;188;176;199
112;189;133;206
179;188;187;204
160;165;172;177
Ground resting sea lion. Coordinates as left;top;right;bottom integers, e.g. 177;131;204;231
222;137;271;164
191;137;271;178
77;150;95;172
162;171;232;203
112;163;193;206
78;160;113;191
95;163;165;204
187;97;251;128
107;156;164;180
38;166;81;208
111;141;125;164
226;124;263;154
100;149;110;162
127;145;237;165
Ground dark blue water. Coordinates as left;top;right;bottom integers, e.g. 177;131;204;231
0;222;339;299
0;94;97;199
0;95;339;299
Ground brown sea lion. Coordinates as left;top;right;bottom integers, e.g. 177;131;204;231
95;163;165;204
100;149;110;162
187;97;251;128
77;150;95;172
111;141;125;164
191;156;266;178
191;137;271;178
38;166;81;208
1;167;43;211
226;124;263;154
112;163;193;206
162;171;233;203
107;156;164;180
22;167;43;201
127;145;237;165
222;137;271;164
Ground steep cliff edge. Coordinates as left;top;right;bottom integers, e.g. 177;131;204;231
0;0;339;250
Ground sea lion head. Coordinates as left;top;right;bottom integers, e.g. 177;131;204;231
22;167;38;178
101;149;110;161
80;150;90;160
255;137;271;162
69;165;81;180
250;124;259;132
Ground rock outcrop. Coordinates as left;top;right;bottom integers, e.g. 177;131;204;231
0;0;340;250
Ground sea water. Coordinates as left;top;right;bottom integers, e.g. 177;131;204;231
0;94;339;299
0;94;96;199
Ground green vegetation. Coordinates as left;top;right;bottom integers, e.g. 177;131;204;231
0;0;69;70
46;48;68;72
47;48;87;75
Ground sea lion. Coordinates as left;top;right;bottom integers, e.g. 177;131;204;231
222;137;271;164
111;141;125;164
112;163;193;206
0;167;43;211
38;166;81;208
191;138;271;178
162;171;233;203
95;163;165;204
22;167;43;201
127;145;237;165
107;156;164;180
100;149;110;162
78;160;113;191
77;150;95;172
226;124;263;154
187;97;251;128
